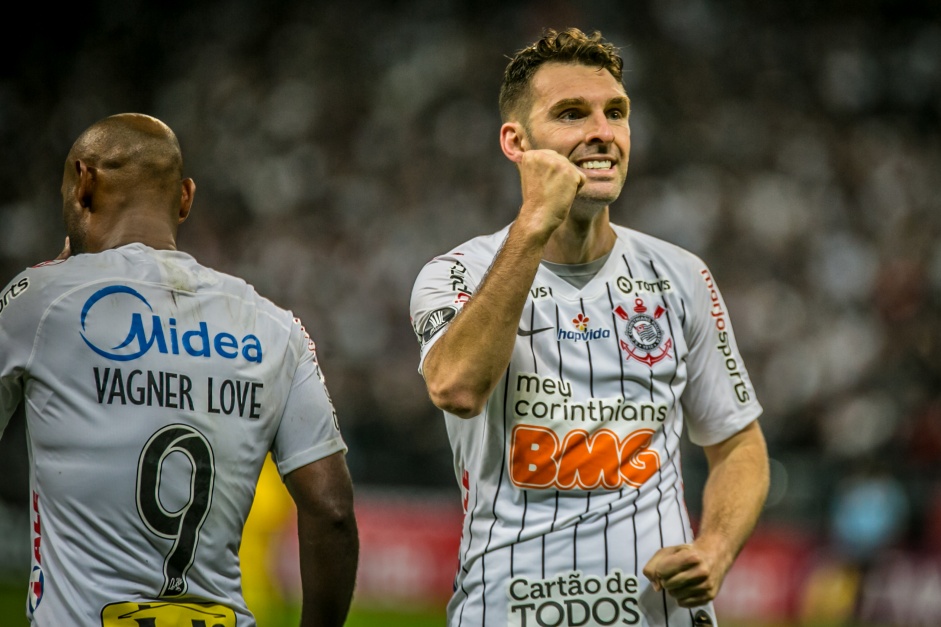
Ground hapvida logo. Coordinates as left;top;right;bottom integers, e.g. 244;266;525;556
80;285;263;363
557;312;611;342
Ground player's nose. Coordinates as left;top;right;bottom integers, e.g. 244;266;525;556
585;110;616;144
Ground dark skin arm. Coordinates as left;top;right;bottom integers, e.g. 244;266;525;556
284;451;359;627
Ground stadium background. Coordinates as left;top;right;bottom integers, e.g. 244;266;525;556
0;0;939;624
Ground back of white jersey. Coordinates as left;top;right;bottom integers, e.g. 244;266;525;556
410;224;762;627
0;244;345;626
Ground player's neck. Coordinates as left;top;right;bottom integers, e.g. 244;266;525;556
543;208;614;265
88;214;179;253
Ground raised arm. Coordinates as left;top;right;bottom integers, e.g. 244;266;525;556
422;149;583;418
284;452;359;627
643;419;769;607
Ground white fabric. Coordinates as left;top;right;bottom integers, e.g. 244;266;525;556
410;224;762;627
0;244;345;626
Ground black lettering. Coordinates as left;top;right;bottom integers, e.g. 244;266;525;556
180;375;194;411
207;378;220;414
107;369;127;404
147;370;164;407
165;373;178;408
510;603;536;627
535;600;564;626
94;368;111;403
126;370;145;405
235;380;250;416
591;597;619;625
220;379;235;414
510;578;530;601
565;599;591;626
620;597;640;624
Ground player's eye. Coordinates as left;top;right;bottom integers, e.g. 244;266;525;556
559;109;582;120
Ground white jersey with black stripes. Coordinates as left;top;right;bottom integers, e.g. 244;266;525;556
0;243;345;626
410;223;762;627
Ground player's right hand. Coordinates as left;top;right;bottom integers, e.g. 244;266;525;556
516;149;586;239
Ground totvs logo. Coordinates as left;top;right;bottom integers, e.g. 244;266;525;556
81;285;262;363
510;426;660;490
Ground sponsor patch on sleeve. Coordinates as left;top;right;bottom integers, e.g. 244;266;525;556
417;306;457;346
0;276;29;317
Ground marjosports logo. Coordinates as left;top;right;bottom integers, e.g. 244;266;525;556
557;312;611;342
80;285;263;362
0;276;29;316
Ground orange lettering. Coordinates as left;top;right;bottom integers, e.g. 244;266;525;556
557;429;622;489
510;426;661;490
510;426;560;488
619;429;660;487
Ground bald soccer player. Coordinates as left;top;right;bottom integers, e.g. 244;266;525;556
410;29;769;627
0;114;358;626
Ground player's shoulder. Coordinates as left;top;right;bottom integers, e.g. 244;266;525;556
168;251;298;327
611;224;706;268
426;224;510;267
0;256;77;322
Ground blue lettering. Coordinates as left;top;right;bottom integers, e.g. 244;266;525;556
242;335;263;363
555;328;611;343
214;333;238;359
182;322;210;357
80;286;264;363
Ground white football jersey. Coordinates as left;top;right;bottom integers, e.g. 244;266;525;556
410;224;762;627
0;243;346;626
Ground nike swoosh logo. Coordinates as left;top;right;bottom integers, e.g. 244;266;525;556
517;326;554;337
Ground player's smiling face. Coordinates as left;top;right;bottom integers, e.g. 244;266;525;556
521;62;631;207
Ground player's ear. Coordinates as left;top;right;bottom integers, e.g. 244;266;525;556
178;178;195;224
74;160;97;211
500;122;530;164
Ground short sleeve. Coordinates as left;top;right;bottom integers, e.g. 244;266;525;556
0;273;37;437
409;254;478;372
270;322;346;477
681;264;763;446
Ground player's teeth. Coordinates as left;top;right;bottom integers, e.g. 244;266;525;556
582;161;612;169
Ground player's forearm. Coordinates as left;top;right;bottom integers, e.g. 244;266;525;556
695;421;769;577
423;220;550;418
297;506;359;627
286;455;359;627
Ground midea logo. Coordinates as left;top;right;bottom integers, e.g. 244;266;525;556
80;285;263;363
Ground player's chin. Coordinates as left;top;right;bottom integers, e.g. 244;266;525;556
576;188;622;208
579;178;624;199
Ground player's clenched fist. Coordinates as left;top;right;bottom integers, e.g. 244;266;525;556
642;543;728;608
516;149;587;238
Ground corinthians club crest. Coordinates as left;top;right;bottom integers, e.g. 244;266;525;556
613;298;673;367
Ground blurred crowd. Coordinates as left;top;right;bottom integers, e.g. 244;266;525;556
1;0;939;558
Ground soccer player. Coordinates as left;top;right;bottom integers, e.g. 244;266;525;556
410;29;769;627
0;114;358;626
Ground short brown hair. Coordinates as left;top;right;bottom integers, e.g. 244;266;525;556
499;28;624;123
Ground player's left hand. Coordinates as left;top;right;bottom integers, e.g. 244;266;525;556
642;542;729;608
